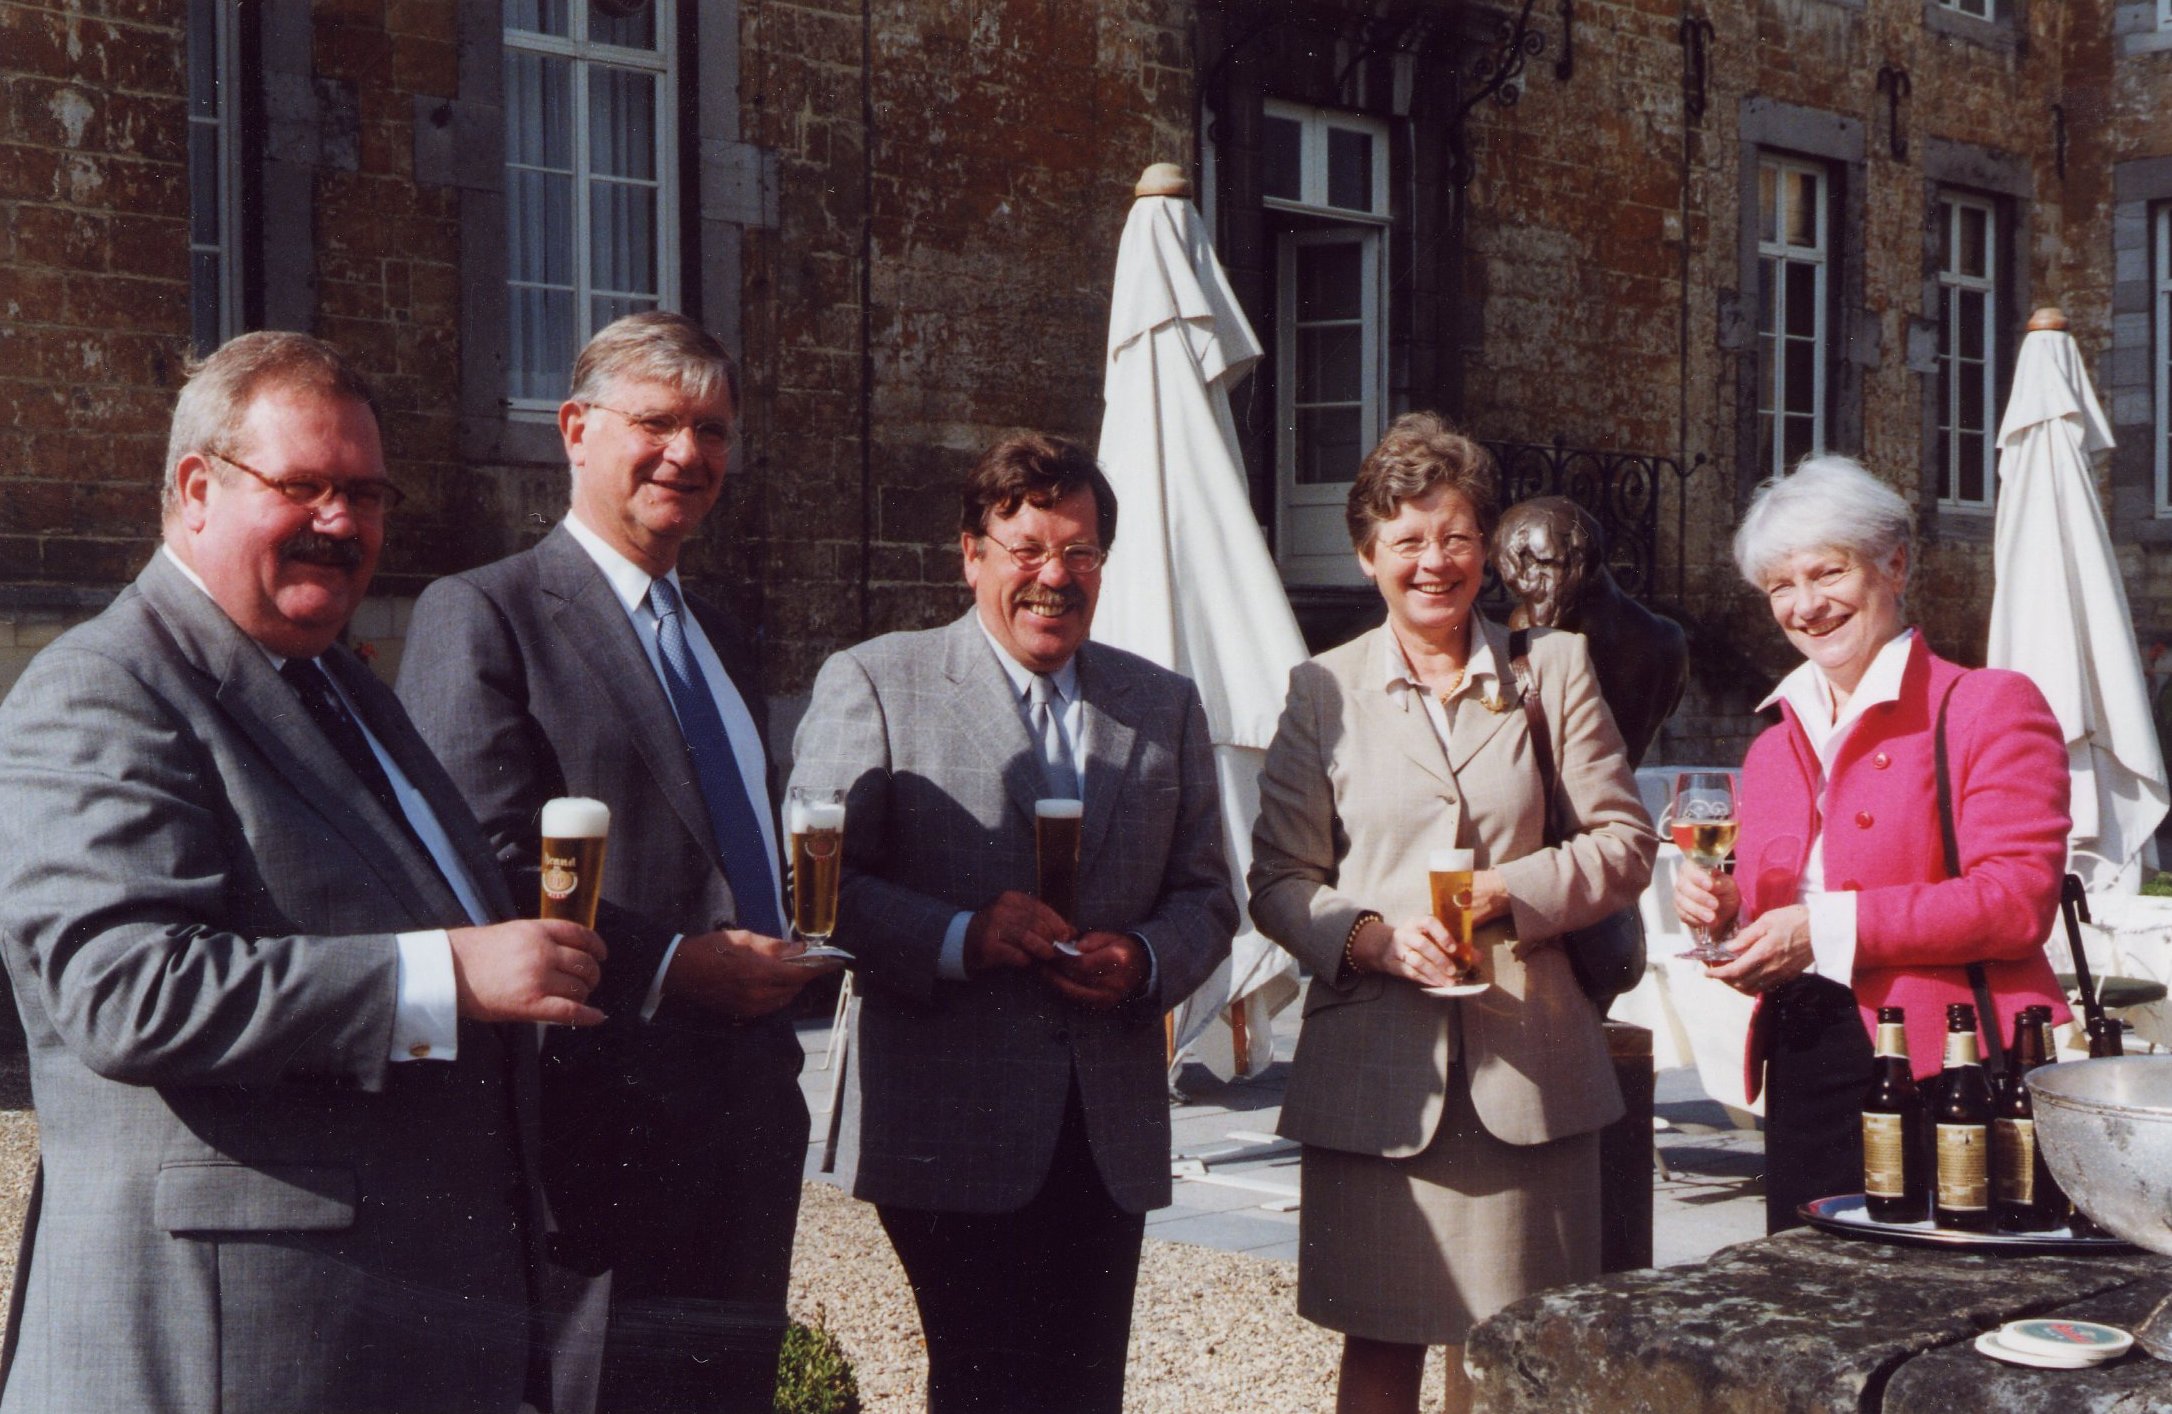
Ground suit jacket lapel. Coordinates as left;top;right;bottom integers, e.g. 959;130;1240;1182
1445;617;1518;775
1362;626;1454;788
536;527;722;859
938;613;1045;828
1074;645;1138;874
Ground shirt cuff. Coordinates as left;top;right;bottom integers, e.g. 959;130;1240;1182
938;911;973;981
1128;930;1159;1001
1806;891;1858;989
391;929;460;1063
641;934;687;1021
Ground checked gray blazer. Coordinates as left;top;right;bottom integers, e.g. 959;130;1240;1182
789;611;1237;1215
0;552;539;1414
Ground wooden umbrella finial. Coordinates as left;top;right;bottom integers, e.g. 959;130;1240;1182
2027;306;2068;332
1134;163;1192;199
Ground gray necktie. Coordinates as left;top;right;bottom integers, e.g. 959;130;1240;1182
1029;673;1080;800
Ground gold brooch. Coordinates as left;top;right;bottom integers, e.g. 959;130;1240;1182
1480;694;1510;714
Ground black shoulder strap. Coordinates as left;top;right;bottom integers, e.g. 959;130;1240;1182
1935;671;2007;1076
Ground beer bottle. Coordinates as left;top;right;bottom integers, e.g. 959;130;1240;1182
2025;1004;2078;1232
1932;1002;1993;1232
1861;1006;1928;1223
1993;1008;2055;1232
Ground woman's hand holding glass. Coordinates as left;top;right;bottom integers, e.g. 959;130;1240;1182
1706;904;1814;994
1351;915;1465;989
1671;858;1739;941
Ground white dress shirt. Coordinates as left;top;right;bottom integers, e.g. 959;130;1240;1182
1753;627;1918;986
1382;628;1504;757
163;546;475;1063
561;513;785;1017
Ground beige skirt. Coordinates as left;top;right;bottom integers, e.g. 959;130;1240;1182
1296;1065;1600;1346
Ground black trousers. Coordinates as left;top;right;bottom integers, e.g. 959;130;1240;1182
1761;975;1875;1234
878;1084;1146;1414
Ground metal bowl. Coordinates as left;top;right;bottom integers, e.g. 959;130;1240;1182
2028;1057;2172;1256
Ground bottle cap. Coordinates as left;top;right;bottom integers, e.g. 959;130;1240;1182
1993;1318;2133;1362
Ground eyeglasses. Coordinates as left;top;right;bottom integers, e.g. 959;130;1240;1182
586;402;735;455
1377;531;1482;561
208;452;406;516
980;535;1109;575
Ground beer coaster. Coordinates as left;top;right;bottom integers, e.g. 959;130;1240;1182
1995;1319;2134;1362
1420;980;1491;998
787;945;853;967
1973;1330;2111;1369
1052;940;1083;957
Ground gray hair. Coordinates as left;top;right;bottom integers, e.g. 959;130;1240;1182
567;311;738;412
162;331;380;520
1733;455;1914;587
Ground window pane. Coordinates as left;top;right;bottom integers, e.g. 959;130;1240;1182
590;2;657;51
592;293;657;332
188;0;219;118
1296;242;1361;321
1784;262;1818;338
506;52;573;169
509;286;576;402
191;249;222;353
1958;205;1989;279
1958;360;1986;432
1326;127;1372;212
1758;163;1777;245
590;180;656;295
189;122;221;243
588;66;656;180
1785;170;1818;248
1297;406;1363;486
508;169;575;283
1958;434;1986;502
1784;339;1818;416
505;0;568;36
1298;325;1362;404
1262;115;1302;202
1782;413;1815;468
1958;289;1986;361
1757;257;1777;336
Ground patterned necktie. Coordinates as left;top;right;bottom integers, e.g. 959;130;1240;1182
1029;673;1080;800
281;657;426;851
647;578;783;937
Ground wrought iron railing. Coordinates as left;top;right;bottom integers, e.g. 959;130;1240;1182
1478;438;1709;606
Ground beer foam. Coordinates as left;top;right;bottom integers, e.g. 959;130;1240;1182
1429;848;1474;871
1035;798;1084;819
541;796;610;838
789;801;846;832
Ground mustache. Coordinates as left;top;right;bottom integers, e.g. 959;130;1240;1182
280;531;366;569
1016;585;1085;612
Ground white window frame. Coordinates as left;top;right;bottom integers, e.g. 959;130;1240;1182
186;0;244;352
2156;205;2171;514
2162;0;2172;31
1939;0;1994;17
1757;157;1829;480
1935;194;2000;512
1261;101;1390;587
503;3;681;414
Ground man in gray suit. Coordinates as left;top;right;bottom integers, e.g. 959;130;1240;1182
790;433;1237;1413
398;312;833;1413
0;331;607;1413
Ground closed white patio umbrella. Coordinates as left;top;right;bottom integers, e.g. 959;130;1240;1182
1986;307;2168;891
1093;163;1305;1079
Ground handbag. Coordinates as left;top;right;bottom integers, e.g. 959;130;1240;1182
1506;629;1647;1008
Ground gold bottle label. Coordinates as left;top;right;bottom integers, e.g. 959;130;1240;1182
1943;1031;1979;1068
1937;1123;1989;1211
1875;1022;1909;1059
1862;1112;1907;1198
1994;1118;2036;1204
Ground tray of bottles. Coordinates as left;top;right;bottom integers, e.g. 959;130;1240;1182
1798;1194;2136;1256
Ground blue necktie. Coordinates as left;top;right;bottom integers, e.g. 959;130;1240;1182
647;578;783;937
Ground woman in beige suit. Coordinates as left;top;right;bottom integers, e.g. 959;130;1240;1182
1250;413;1655;1414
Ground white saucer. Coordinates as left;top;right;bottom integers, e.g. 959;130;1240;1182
1973;1330;2110;1369
1995;1318;2133;1362
1420;980;1491;998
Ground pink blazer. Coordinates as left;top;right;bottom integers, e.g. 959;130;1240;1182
1739;636;2071;1096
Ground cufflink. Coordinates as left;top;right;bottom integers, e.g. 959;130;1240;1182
408;1043;432;1059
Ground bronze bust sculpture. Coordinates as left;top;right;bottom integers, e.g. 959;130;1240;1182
1493;497;1687;768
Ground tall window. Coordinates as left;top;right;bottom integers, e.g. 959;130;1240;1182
1757;158;1829;479
1936;195;2000;510
503;1;679;409
186;0;243;354
1264;100;1389;585
1939;0;1994;16
2156;206;2171;514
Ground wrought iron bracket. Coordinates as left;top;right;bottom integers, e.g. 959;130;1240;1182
1446;0;1553;188
1680;15;1715;124
1876;64;1911;161
1555;0;1575;83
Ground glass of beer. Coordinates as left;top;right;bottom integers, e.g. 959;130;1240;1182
786;786;846;946
1427;847;1488;993
1668;770;1739;963
539;796;609;929
1035;798;1084;943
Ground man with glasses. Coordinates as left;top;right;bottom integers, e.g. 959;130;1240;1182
398;312;831;1413
789;432;1236;1413
0;331;607;1413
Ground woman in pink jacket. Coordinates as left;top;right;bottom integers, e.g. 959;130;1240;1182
1675;456;2070;1231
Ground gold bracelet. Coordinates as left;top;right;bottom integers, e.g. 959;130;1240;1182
1342;911;1383;981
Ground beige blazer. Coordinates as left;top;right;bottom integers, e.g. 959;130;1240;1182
1249;618;1655;1157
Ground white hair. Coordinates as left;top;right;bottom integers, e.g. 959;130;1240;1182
1733;455;1914;587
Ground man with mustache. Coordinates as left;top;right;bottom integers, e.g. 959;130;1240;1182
789;433;1237;1413
0;330;606;1413
398;312;832;1412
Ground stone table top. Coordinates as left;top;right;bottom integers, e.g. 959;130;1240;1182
1466;1228;2172;1412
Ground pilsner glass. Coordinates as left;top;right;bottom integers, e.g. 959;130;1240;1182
1667;770;1739;963
1426;847;1487;990
539;796;610;929
1035;798;1084;927
786;786;846;945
